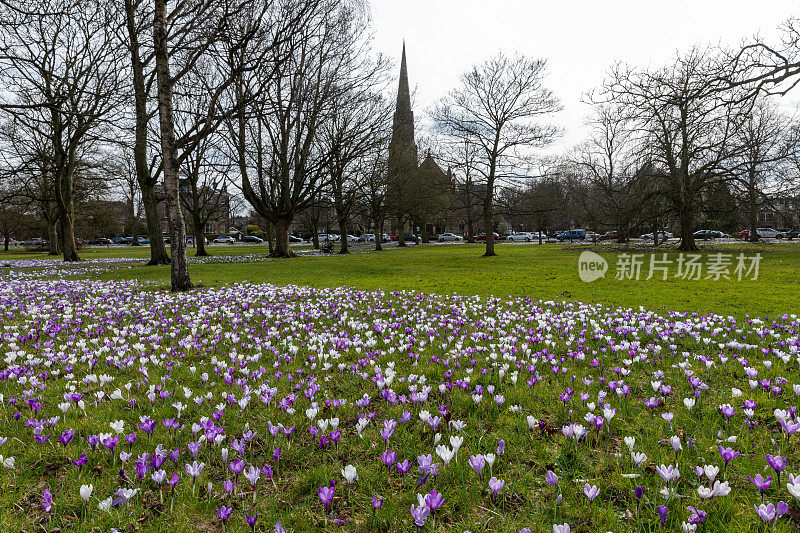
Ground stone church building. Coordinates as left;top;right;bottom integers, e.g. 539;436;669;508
386;43;458;240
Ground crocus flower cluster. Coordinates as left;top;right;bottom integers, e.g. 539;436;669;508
0;268;796;531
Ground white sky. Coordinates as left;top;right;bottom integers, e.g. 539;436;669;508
369;0;800;152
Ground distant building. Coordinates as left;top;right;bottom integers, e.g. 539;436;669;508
386;43;455;239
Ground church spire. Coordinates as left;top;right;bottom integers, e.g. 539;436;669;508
396;41;411;115
388;41;417;177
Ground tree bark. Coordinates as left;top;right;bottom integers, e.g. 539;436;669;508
677;206;698;251
195;219;208;257
141;182;171;264
272;216;295;257
125;0;171;266
397;216;406;247
747;183;759;243
47;222;59;255
652;220;659;246
154;0;191;291
482;181;496;257
57;182;80;262
311;223;320;249
374;217;383;251
337;216;349;254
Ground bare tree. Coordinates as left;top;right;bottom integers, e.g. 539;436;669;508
152;0;288;289
433;53;561;257
728;98;796;241
323;88;391;253
119;0;172;264
230;0;377;258
600;48;755;250
0;0;126;261
571;104;658;241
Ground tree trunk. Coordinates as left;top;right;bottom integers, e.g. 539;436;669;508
397;216;406;247
652;220;659;246
337;216;349;254
58;196;80;262
482;181;496;257
272;216;295;257
125;0;170;266
311;223;320;249
374;217;383;251
266;223;274;254
141;182;171;265
677;207;697;251
747;185;759;243
48;222;59;255
421;219;430;243
154;0;191;291
195;220;208;257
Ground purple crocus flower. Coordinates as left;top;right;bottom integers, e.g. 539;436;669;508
72;454;88;471
372;495;383;510
216;505;232;522
59;429;74;446
410;504;430;527
718;446;740;465
687;506;707;524
469;454;486;477
425;489;445;511
754;501;789;522
748;474;772;494
489;477;505;496
318;485;335;510
766;454;786;477
245;514;258;529
381;450;397;468
583;483;599;502
41;489;53;513
396;459;412;475
657;505;668;526
545;470;558;486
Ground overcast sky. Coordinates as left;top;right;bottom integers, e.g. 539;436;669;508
369;0;800;152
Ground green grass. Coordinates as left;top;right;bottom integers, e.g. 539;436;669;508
73;243;800;319
4;241;798;318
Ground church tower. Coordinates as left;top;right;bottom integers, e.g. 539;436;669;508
387;42;418;189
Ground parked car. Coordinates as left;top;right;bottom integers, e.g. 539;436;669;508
787;229;800;239
242;235;263;243
640;231;673;240
475;232;500;241
213;235;236;244
317;233;339;242
21;238;47;250
346;234;359;243
556;229;585;242
437;232;463;242
584;231;599;241
749;227;785;239
289;235;302;243
88;238;112;245
401;233;419;243
507;232;534;242
693;229;723;240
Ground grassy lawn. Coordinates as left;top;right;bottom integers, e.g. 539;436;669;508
72;242;800;318
4;242;797;318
